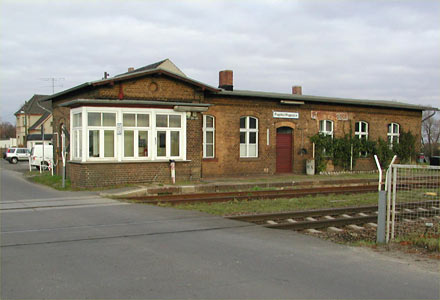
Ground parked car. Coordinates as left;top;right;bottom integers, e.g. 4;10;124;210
29;144;53;170
5;147;30;164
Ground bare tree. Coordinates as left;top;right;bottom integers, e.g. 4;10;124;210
0;122;16;139
422;111;440;157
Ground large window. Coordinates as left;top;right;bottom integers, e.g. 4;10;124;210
87;112;116;159
203;115;215;158
319;120;334;137
355;121;369;157
240;116;258;158
123;113;150;159
70;108;186;162
388;123;400;145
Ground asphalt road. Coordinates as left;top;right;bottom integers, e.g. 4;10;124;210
1;159;439;299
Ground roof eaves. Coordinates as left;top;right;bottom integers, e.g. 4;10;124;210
59;99;212;108
216;89;435;111
42;82;92;102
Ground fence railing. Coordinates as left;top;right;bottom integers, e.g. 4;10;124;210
386;164;440;242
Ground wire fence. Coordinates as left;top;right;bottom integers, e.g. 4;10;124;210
387;164;440;241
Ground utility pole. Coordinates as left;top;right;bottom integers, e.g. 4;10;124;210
40;77;64;94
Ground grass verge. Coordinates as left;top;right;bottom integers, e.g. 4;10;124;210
158;192;379;216
28;172;72;190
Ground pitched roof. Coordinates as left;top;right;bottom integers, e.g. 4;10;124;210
29;112;51;130
15;94;51;115
116;59;186;77
41;59;436;112
42;63;219;102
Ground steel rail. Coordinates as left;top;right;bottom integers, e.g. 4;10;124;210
125;185;378;204
264;208;440;231
228;200;440;222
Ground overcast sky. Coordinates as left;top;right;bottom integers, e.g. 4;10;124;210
1;0;439;123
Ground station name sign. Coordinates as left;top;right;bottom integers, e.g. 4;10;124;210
273;111;299;119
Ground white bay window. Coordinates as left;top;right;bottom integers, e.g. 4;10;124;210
70;107;186;162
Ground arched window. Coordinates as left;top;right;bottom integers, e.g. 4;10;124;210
203;115;215;158
240;116;258;158
388;123;400;145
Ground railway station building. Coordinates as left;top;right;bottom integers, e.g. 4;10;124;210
43;59;431;188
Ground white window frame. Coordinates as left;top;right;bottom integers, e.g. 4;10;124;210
70;107;186;162
355;121;369;157
240;116;258;158
122;112;151;160
319;120;334;137
86;110;117;160
203;115;215;158
71;112;82;160
388;123;400;145
154;113;184;159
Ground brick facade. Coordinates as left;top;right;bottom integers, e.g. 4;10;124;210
48;69;423;188
201;96;421;177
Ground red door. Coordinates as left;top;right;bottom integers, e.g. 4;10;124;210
276;132;292;173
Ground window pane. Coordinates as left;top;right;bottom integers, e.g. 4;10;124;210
123;114;136;127
78;130;82;158
240;132;246;144
206;145;213;157
249;144;257;157
138;131;148;157
361;122;367;132
88;113;101;126
137;114;149;127
169;115;181;128
249;117;257;129
205;116;214;128
240;117;246;129
124;131;134;157
388;124;392;133
326;121;332;131
355;122;360;132
104;130;114;157
319;120;324;132
73;113;82;127
103;113;116;126
206;131;213;144
393;124;399;134
171;131;180;156
240;144;247;157
156;115;168;127
89;130;99;157
157;131;166;156
249;132;257;144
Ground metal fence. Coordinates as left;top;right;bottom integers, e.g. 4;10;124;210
386;164;440;242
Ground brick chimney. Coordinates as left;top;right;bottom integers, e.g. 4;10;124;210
128;67;135;72
219;70;233;91
292;86;302;95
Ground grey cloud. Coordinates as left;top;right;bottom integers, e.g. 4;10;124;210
1;0;439;123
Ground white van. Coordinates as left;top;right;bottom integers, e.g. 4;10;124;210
30;144;53;170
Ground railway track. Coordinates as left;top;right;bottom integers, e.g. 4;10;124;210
227;200;440;231
124;184;377;204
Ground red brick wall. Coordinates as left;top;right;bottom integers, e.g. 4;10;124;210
50;73;422;187
201;96;422;177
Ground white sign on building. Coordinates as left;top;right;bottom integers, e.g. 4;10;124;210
273;111;299;119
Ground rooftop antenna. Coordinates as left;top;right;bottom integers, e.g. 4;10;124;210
40;77;65;94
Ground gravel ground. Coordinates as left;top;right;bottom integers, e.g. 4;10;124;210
304;220;439;273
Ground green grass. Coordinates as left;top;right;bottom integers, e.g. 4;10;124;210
28;172;72;190
159;192;379;216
